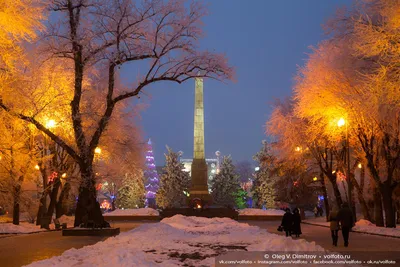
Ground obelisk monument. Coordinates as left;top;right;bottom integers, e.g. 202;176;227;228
190;77;211;203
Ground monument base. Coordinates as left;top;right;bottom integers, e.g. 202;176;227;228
160;206;238;219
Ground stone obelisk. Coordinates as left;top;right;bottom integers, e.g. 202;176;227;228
190;77;211;203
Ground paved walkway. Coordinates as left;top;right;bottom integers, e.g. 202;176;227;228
245;221;400;264
2;220;400;266
0;221;153;267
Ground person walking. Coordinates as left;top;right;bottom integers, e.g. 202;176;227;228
337;202;354;247
292;208;302;237
281;208;293;237
329;207;339;246
314;206;318;217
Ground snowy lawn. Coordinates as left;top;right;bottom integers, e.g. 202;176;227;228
103;208;159;216
0;222;47;234
25;215;324;267
238;208;285;216
0;215;75;234
304;217;400;237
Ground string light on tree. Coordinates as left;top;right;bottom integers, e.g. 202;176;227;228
144;139;159;207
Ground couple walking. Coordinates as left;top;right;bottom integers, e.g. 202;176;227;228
329;202;354;247
280;208;302;237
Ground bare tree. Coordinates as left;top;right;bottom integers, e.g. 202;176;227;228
0;0;233;226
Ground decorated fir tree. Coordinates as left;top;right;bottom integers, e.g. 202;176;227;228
117;172;146;209
252;141;276;209
144;139;160;207
156;147;190;208
211;156;240;208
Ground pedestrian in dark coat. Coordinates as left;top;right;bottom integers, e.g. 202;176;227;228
337;202;354;247
292;208;302;237
329;207;339;246
281;208;293;237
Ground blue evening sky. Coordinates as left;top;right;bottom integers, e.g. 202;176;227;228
125;0;351;165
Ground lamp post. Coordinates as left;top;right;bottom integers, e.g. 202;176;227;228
338;118;355;220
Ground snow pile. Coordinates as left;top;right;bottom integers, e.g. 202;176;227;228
57;216;75;227
238;208;285;216
305;217;400;237
26;215;324;267
355;219;374;227
0;215;12;223
103;208;159;216
0;222;46;234
304;211;315;218
353;220;400;237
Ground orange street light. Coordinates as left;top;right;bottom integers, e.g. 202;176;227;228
337;118;346;127
34;164;40;170
95;147;102;154
295;146;301;152
358;163;362;169
313;177;318;181
45;119;56;129
61;173;67;178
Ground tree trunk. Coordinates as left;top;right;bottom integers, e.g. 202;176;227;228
396;201;400;224
111;199;116;211
36;192;48;225
36;170;49;225
46;178;61;218
74;166;108;227
331;181;343;208
373;184;384;227
56;182;71;218
12;184;21;225
320;173;330;222
351;174;371;221
380;181;396;228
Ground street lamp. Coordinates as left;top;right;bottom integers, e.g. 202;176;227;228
95;147;102;154
45;119;56;129
337;117;355;219
34;164;40;170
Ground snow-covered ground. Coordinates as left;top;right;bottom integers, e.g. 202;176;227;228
0;222;47;234
238;208;285;216
0;215;75;234
103;208;159;216
304;217;400;237
25;215;324;267
0;215;12;223
57;215;75;227
353;219;400;237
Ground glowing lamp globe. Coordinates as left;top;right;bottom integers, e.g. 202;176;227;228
337;118;346;127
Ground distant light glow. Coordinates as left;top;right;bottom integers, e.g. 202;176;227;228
61;173;67;178
46;119;56;129
295;146;301;152
255;167;260;171
95;147;102;154
313;177;318;181
337;118;346;127
358;163;362;169
34;164;40;170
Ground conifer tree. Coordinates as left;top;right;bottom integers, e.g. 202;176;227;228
156;147;190;209
211;156;240;208
252;141;276;209
117;172;145;209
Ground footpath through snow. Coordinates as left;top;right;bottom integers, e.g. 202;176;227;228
304;217;400;238
25;215;325;267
